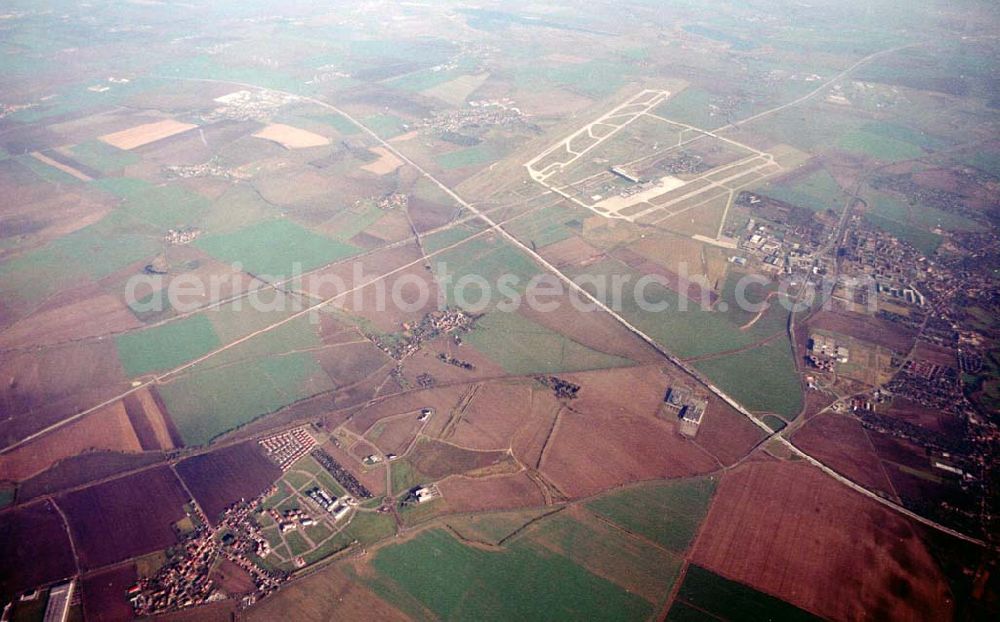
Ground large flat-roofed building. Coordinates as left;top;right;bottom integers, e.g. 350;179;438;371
679;398;707;438
610;166;641;183
43;581;75;622
663;386;708;437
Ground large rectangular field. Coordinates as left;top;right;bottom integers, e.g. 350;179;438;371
367;528;653;621
691;460;953;621
157;351;334;446
99;119;198;150
0;501;77;600
58;466;187;569
175;442;282;523
668;564;819;621
584;476;716;553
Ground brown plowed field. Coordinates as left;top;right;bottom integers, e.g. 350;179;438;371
363;209;415;243
540;366;719;497
885;398;963;437
0;293;141;350
912;342;957;367
692;460;953;621
516;293;662;365
17;452;164;502
175;442;281;525
0;399;142;481
510;395;562;469
367;413;424;456
315;341;390;387
151;600;237;622
399;336;508;385
792;412;896;496
0;500;77;600
407;197;458;232
58;466;187;569
446;380;534;450
123;386;178;451
81;565;137;622
244;565;409;622
211;557;256;595
346;384;468;437
438;471;546;513
407;439;514;479
807;310;916;352
538;236;604;268
0;339;130;447
690;395;766;465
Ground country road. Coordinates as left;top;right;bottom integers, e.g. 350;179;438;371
3;47;988;548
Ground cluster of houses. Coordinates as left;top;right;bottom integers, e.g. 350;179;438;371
259;427;317;471
130;490;282;617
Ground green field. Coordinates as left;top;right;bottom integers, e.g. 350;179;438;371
837;129;925;162
465;310;634;375
525;511;684;604
586;477;716;552
757;168;846;213
421;224;482;254
312;113;361;135
654;88;717;130
863;213;942;256
505;204;577;248
323;511;396;552
389;459;425;496
0;214;163;312
68;140;140;173
206;307;324;368
861;121;948;150
570;259;792;359
0;238;89;312
745;105;863;151
157;351;334;445
116;314;221;376
362;113;409;138
959;149;1000;178
101;179;209;230
0;483;15;509
369;528;652;621
866;191;979;233
200;185;277;234
435;144;503;170
445;508;554;545
693;340;803;417
195;218;360;276
860;191;981;255
669;564;819;621
92;177;151;198
285;530;310;557
763;415;787;432
515;60;632;99
321;203;386;241
15;154;84;186
431;236;542;307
